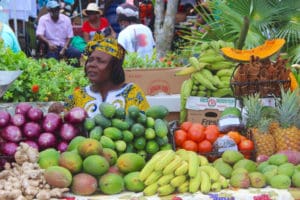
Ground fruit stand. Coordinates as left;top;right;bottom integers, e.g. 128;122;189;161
1;1;300;199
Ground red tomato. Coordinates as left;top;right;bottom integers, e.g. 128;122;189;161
180;121;192;132
174;129;187;147
187;129;206;143
198;140;212;153
204;125;220;144
182;140;198;152
189;123;205;133
238;139;254;151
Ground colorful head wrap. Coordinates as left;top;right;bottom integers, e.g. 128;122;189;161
85;33;125;60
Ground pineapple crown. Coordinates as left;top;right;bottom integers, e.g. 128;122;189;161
243;93;264;128
274;87;300;128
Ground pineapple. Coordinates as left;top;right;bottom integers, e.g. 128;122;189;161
243;93;276;156
273;88;300;151
251;118;276;156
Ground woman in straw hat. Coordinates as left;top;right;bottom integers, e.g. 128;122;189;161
66;33;149;117
82;3;116;42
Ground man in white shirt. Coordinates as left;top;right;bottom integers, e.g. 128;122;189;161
116;3;155;59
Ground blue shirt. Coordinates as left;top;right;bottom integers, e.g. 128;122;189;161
0;23;21;53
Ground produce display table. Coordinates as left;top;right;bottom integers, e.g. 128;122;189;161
65;187;295;200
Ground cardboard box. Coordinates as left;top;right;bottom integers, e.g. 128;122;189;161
186;96;236;125
125;68;189;95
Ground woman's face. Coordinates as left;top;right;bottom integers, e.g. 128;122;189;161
85;50;112;84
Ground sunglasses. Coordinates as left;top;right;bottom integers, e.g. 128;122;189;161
86;11;99;15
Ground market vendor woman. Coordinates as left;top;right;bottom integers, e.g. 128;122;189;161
66;33;149;117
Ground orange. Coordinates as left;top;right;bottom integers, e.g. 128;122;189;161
227;131;241;144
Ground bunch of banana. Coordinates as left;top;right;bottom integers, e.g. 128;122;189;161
178;40;237;122
139;149;229;196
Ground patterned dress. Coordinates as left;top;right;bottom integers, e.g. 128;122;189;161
66;83;149;117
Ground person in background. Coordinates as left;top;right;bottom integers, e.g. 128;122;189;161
104;0;124;35
36;0;82;62
82;3;115;42
66;33;149;117
116;3;155;59
0;22;21;53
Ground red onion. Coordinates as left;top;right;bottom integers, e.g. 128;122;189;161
23;140;39;151
1;125;22;142
10;114;26;127
42;113;62;133
64;107;87;124
59;123;78;141
0;111;11;127
15;103;32;115
1;142;18;156
27;107;44;122
38;132;57;149
57;141;68;152
23;122;41;138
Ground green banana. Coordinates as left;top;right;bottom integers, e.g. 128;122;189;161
197;91;206;97
220;76;231;82
139;150;166;181
145;170;163;186
143;182;159;196
198;155;209;166
207;61;235;70
189;57;208;70
157;184;176;196
199;55;225;63
188;151;200;178
212;75;222;87
170;175;187;188
175;66;197;76
200;69;215;84
199;165;220;183
192;72;217;91
163;155;183;175
175;160;188;176
157;173;175;186
211;182;222;192
189;168;202;193
177;181;189;193
155;150;176;171
180;79;193;123
216;68;234;77
200;170;211;194
198;85;206;91
217;81;230;89
212;88;233;97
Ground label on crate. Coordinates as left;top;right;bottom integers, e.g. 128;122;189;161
186;96;236;111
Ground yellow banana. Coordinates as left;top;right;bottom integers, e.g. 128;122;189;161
170;175;187;188
139;150;166;181
188;151;200;178
175;149;189;161
219;175;229;189
157;173;175;186
157;184;175;196
154;150;175;171
175;160;189;176
189;168;202;193
163;155;183;175
199;165;220;183
143;182;158;196
211;182;222;192
175;66;198;76
145;170;163;186
177;181;189;193
200;170;211;194
198;155;209;166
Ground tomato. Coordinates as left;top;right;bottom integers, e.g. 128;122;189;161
239;139;254;159
204;125;220;144
174;129;187;147
32;84;39;93
180;121;192;132
187;128;205;143
189;123;205;133
240;135;247;141
182;140;198;152
238;139;254;151
198;140;212;153
227;131;241;144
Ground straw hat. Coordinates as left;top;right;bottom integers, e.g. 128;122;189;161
82;3;103;16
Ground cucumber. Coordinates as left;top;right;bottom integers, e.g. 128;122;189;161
145;105;169;119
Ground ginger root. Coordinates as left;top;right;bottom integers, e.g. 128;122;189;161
0;143;69;200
